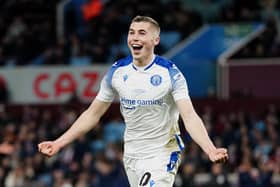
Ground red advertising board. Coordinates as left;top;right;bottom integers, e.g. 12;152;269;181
0;65;110;103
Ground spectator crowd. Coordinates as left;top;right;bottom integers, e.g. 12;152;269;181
0;0;279;66
0;100;279;187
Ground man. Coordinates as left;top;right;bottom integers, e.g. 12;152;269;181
38;15;228;187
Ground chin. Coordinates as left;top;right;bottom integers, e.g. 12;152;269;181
133;57;141;61
132;53;142;60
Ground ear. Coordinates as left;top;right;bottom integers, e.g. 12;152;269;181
154;36;160;46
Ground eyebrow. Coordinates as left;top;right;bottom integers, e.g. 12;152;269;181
129;28;147;33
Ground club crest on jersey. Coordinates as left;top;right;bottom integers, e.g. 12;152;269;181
150;74;162;86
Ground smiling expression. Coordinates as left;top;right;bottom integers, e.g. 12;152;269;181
127;21;160;66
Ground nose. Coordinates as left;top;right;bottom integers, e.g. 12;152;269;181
131;33;139;41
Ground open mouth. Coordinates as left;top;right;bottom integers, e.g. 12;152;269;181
132;44;143;52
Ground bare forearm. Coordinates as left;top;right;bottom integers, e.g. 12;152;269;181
183;113;216;154
176;99;228;163
54;109;99;148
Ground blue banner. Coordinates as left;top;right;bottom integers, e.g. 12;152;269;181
169;23;264;98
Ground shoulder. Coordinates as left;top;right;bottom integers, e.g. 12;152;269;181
105;56;132;86
154;55;180;75
154;55;174;69
154;56;184;85
111;55;132;69
107;55;132;77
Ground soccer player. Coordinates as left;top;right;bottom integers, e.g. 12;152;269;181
38;15;228;187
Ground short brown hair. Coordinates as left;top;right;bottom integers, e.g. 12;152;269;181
131;15;160;34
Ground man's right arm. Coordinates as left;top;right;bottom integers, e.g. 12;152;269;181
38;99;111;156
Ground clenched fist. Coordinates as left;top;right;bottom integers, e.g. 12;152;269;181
38;141;60;157
208;148;228;163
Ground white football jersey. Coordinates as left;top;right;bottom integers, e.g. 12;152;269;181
96;55;190;158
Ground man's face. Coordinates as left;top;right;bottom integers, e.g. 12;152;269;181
127;21;160;61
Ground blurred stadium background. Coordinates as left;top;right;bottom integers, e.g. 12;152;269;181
0;0;280;187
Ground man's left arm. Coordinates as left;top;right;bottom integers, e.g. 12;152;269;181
176;98;228;163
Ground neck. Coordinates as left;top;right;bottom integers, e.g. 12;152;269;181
133;54;154;67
